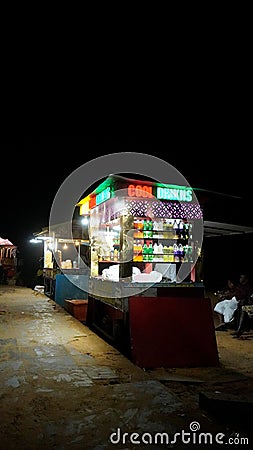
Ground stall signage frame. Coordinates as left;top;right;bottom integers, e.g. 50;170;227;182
80;201;90;215
127;184;153;198
127;183;193;202
156;186;193;202
96;187;111;206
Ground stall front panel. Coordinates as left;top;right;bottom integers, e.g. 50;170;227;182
129;296;219;368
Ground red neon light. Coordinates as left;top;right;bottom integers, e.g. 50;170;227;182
128;184;153;198
89;196;96;208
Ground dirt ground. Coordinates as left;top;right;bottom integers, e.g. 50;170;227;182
1;286;253;449
146;292;253;447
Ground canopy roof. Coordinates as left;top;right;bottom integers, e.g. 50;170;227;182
0;237;16;246
203;221;253;238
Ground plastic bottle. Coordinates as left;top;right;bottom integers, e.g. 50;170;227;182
184;223;189;240
173;220;178;238
158;243;164;260
148;220;153;238
143;220;148;238
143;243;148;261
178;244;184;261
148;243;153;261
173;243;179;262
179;220;184;238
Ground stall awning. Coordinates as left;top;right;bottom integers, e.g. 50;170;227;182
204;221;253;238
0;237;15;246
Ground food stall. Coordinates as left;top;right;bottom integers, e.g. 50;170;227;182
33;221;89;309
77;175;219;368
0;237;18;284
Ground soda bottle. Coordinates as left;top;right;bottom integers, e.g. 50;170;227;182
143;243;148;261
173;243;179;262
148;243;153;261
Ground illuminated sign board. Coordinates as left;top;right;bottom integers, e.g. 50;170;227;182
79;202;89;215
128;184;153;198
96;187;111;205
156;186;192;202
77;195;91;215
127;183;193;202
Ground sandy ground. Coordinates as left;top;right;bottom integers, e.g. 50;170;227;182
147;293;253;448
1;286;253;449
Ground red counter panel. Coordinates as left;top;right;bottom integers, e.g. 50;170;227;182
129;296;219;368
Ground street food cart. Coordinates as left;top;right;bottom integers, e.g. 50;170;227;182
77;175;219;368
33;221;89;307
0;237;18;284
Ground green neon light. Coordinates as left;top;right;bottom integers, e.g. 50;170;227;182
96;187;111;205
156;186;192;202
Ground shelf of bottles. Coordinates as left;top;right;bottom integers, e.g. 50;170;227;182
133;218;193;263
96;216;195;266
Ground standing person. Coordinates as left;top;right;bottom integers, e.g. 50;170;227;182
214;278;241;330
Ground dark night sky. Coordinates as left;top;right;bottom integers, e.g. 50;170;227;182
1;135;252;286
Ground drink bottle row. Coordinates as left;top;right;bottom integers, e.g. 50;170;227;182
133;219;192;239
133;242;193;262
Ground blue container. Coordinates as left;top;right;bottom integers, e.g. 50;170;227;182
55;274;88;307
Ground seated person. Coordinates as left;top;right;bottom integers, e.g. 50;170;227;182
236;274;253;305
231;275;253;338
214;278;241;330
214;274;253;331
